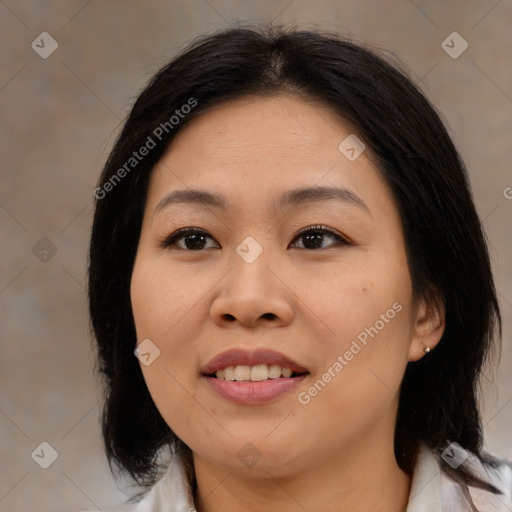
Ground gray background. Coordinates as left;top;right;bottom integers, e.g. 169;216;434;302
0;1;511;511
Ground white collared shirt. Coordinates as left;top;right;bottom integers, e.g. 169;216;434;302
87;443;512;511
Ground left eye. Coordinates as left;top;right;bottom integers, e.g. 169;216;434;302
160;225;349;251
289;225;349;250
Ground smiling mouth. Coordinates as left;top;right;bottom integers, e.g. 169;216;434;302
205;363;309;382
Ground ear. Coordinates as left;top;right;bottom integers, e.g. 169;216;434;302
408;293;445;362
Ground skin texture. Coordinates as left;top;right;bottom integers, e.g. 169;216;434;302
130;94;445;512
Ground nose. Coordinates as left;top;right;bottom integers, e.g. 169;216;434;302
209;250;294;329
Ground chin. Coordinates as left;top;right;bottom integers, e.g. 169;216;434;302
212;437;309;475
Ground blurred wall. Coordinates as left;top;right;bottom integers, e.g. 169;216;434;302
1;1;511;510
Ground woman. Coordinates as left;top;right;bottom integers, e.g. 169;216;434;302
88;25;512;511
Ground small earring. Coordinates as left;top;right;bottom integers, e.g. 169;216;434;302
420;339;431;354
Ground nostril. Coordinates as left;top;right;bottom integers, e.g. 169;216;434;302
220;312;276;322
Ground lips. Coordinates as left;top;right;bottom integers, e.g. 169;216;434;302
201;348;309;376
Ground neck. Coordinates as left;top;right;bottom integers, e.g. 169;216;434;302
192;433;412;512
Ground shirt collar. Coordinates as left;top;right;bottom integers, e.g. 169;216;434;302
406;442;443;512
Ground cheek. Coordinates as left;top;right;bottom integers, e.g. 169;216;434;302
130;255;205;343
291;257;413;408
309;286;411;392
296;301;412;444
130;257;203;405
130;276;200;447
289;253;411;347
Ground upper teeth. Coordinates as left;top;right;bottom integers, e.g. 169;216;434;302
215;364;294;381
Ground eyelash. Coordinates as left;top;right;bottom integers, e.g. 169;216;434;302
159;224;350;251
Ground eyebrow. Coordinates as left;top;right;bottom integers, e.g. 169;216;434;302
154;186;371;216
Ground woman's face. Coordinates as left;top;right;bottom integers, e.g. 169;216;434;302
130;94;441;476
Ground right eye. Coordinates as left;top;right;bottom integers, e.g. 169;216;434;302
159;228;220;251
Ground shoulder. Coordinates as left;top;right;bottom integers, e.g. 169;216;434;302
439;446;512;511
408;442;512;511
466;449;512;510
77;447;194;512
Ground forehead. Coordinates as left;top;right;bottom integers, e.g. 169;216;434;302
161;94;354;167
146;94;395;218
